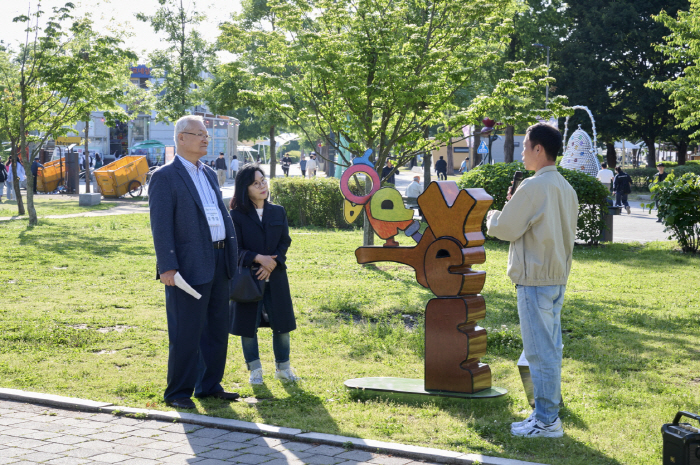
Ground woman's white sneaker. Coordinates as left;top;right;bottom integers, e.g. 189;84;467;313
512;417;564;438
275;367;300;382
249;368;264;385
511;410;537;432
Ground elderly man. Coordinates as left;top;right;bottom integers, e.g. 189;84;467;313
149;115;239;409
487;123;578;438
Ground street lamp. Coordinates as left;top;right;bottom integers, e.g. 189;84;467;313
532;43;550;109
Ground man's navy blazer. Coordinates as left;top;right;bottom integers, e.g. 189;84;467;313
149;156;237;286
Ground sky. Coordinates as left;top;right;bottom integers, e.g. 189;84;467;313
1;0;242;62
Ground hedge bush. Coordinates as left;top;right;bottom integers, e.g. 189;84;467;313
271;177;352;228
625;164;700;192
643;172;700;254
457;162;609;245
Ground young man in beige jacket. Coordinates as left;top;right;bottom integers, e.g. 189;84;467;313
486;123;579;438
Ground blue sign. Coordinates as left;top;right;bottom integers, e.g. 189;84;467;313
477;141;489;154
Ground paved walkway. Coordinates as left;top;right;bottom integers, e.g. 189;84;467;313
0;390;542;465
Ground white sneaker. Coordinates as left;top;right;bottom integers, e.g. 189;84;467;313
512;417;564;438
275;367;300;382
511;410;537;432
625;206;631;214
249;368;263;385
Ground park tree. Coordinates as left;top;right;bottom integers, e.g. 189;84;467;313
554;0;690;168
137;0;214;123
649;0;700;153
218;0;517;183
487;0;569;163
0;4;138;225
214;0;294;178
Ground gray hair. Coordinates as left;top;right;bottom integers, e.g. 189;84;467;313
174;115;205;146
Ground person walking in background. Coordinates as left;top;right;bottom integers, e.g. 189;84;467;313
230;155;239;183
382;159;396;185
215;152;227;187
0;158;7;202
229;164;300;385
435;156;448;180
299;154;307;178
281;153;292;177
4;158;14;201
306;154;317;178
459;157;469;174
596;162;614;192
653;162;668;222
613;166;632;214
405;175;423;199
16;159;26;190
487;123;578;438
31;156;44;194
148;115;240;410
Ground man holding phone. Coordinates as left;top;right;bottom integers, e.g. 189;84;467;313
486;123;579;438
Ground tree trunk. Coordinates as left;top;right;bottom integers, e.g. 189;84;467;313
504;125;515;163
677;141;687;165
269;125;276;178
643;137;656;168
422;125;431;188
473;126;482;166
84;117;91;193
606;142;616;169
362;172;374;246
11;148;25;216
446;136;454;176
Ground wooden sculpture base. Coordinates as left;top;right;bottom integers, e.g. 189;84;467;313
344;377;507;400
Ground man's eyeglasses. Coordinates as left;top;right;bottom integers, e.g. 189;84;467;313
252;177;268;189
181;131;212;141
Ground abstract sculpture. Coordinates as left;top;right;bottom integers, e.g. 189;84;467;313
560;105;601;176
341;153;503;395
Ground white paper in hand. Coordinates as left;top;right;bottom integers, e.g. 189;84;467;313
174;272;201;300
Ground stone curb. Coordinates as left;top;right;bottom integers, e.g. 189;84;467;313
0;388;547;465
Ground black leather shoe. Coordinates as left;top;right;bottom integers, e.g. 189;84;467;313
166;398;196;409
209;391;240;401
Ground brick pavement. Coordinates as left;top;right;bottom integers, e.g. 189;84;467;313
0;400;443;465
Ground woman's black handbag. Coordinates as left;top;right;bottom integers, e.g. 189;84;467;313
230;257;266;303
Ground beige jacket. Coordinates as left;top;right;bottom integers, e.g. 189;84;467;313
487;165;579;286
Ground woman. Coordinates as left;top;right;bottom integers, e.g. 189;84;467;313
229;164;300;384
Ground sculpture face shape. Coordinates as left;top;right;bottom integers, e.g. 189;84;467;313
340;166;495;394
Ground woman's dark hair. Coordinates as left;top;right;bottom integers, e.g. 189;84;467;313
229;163;265;212
526;123;562;161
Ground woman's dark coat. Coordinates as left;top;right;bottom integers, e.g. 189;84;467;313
229;202;296;338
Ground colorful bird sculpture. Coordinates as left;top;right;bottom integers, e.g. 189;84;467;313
340;150;418;247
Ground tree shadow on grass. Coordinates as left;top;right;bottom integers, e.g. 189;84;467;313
16;217;153;258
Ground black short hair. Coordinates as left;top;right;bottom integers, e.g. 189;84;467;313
526;123;562;161
615;166;623;173
229;164;265;213
601;162;607;169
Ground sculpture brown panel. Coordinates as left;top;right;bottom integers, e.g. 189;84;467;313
425;297;491;393
418;183;493;248
424;238;486;296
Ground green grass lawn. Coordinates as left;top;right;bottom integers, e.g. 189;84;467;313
0;196;114;217
1;215;699;465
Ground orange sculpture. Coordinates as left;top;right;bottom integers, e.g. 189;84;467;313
340;158;494;394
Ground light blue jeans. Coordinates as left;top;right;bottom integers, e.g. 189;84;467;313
517;284;566;424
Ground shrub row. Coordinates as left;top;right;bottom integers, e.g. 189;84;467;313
626;164;700;192
457;162;610;245
271;176;355;228
644;172;700;254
